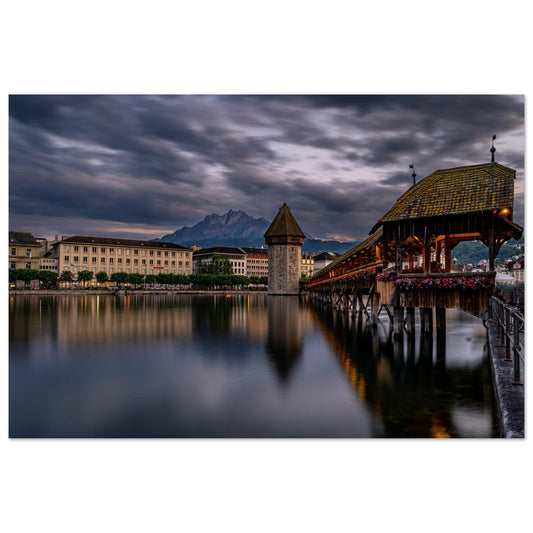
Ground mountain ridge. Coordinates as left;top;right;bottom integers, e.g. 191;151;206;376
154;209;359;254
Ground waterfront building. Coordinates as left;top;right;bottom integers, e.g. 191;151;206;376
8;231;41;270
264;203;305;295
240;247;269;277
313;251;340;273
301;253;314;278
192;246;247;274
53;235;192;276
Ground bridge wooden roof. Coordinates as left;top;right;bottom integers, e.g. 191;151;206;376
370;162;516;233
311;228;383;278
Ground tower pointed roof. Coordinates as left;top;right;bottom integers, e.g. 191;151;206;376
264;203;305;238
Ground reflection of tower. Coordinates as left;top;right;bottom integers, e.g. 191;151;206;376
264;203;305;295
266;296;303;384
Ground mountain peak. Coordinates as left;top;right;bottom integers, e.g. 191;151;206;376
156;209;359;254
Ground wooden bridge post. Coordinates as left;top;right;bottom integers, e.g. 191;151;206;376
393;306;404;338
405;307;416;336
371;292;380;327
421;307;433;336
436;307;446;338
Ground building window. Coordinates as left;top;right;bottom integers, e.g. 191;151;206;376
92;257;97;263
101;258;105;264
101;247;106;253
149;260;153;265
157;260;161;265
92;247;97;253
157;251;161;256
149;251;154;256
109;258;114;264
65;246;70;252
134;259;138;265
118;258;122;264
83;246;88;253
83;257;88;263
11;248;16;255
134;249;139;255
109;248;114;253
164;260;168;266
164;251;168;257
142;259;146;265
26;248;31;257
126;258;130;265
172;252;176;257
26;262;31;268
65;256;70;262
74;246;79;252
74;256;79;262
118;249;122;255
10;262;16;269
171;261;175;266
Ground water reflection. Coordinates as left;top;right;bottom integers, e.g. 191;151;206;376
9;294;494;437
266;296;303;384
309;302;494;437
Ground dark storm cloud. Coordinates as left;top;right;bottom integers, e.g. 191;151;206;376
9;94;524;241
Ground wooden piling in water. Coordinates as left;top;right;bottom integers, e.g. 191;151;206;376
393;306;404;337
405;307;416;336
421;307;433;337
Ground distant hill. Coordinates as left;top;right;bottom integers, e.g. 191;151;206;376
154;209;358;254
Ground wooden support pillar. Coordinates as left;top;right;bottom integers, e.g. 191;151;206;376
488;227;495;272
444;235;451;273
405;307;416;336
436;307;446;338
371;292;380;327
396;239;403;273
423;233;432;274
393;306;404;338
435;239;442;269
421;307;433;337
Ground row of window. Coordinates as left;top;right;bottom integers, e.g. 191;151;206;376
63;256;189;267
62;245;190;258
10;248;36;257
69;267;190;275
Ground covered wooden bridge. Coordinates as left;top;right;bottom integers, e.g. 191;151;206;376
306;162;522;335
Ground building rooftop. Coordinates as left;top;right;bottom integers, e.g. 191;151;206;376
193;246;246;256
9;231;40;245
264;203;305;238
371;162;516;233
59;235;190;249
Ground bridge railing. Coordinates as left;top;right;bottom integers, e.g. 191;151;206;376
489;296;524;385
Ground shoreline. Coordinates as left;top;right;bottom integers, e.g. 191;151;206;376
8;289;269;296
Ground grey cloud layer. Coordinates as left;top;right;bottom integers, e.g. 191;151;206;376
9;95;524;240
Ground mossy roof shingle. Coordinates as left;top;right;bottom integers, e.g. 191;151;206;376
373;162;515;231
264;203;305;238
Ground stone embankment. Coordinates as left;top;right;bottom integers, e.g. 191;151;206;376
9;288;267;296
486;319;525;438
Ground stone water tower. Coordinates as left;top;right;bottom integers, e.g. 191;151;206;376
264;203;305;295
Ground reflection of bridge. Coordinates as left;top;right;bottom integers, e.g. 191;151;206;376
309;303;490;437
306;162;522;336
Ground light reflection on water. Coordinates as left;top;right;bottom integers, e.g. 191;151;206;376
9;294;496;438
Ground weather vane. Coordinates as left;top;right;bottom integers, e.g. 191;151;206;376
490;134;496;163
409;164;416;186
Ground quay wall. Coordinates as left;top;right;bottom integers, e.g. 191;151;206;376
485;319;524;438
9;289;268;296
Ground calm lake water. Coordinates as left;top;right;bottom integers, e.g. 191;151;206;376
9;293;496;438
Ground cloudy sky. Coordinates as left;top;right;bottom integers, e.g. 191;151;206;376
9;94;525;242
